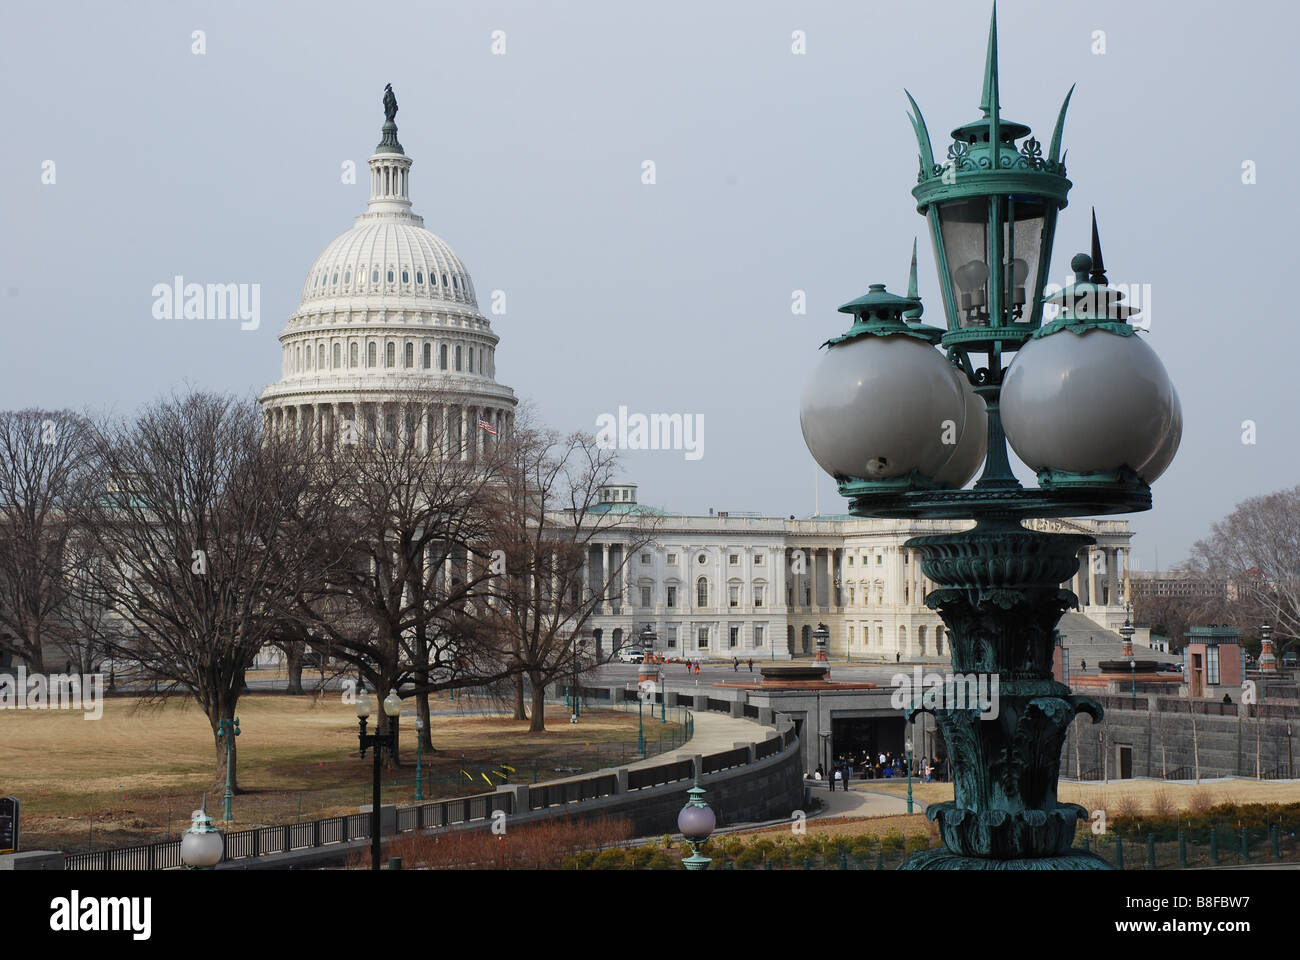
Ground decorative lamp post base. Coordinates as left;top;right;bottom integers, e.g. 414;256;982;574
901;519;1110;869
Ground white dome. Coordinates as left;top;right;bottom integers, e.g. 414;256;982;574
301;221;478;310
259;90;516;454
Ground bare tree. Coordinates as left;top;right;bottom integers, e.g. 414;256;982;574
288;398;516;757
80;391;335;791
0;410;100;672
1186;485;1300;654
480;414;658;733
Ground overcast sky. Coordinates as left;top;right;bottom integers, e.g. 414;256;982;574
2;0;1295;571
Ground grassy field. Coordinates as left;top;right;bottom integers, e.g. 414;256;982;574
0;692;681;852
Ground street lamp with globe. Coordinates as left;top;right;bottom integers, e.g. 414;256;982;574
356;687;402;871
677;782;716;871
797;6;1181;869
180;797;224;870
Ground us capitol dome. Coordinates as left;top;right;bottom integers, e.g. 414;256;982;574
260;85;516;457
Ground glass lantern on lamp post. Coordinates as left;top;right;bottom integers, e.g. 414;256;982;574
797;6;1181;870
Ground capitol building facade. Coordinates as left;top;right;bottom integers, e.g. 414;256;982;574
261;91;1137;663
582;484;1135;662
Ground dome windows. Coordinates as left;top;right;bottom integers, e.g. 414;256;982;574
440;344;448;370
455;345;462;371
452;275;459;290
333;343;341;369
442;273;448;287
372;270;379;284
404;342;414;368
385;342;395;367
387;269;394;283
422;343;431;368
468;347;474;373
402;269;409;284
416;271;423;284
344;270;351;285
332;272;338;285
367;342;377;367
349;342;359;367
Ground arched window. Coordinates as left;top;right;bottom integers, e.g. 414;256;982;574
349;342;359;367
317;344;325;369
454;345;462;371
468;347;474;372
333;343;341;368
385;342;395;367
696;577;708;607
367;342;377;367
422;343;431;368
404;342;413;368
440;344;448;370
295;345;301;371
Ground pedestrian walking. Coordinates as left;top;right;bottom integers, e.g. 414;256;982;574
831;766;840;791
843;762;851;790
733;657;739;672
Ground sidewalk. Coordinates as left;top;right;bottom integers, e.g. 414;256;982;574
806;781;921;818
625;711;776;771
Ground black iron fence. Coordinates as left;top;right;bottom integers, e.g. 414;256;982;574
64;796;504;871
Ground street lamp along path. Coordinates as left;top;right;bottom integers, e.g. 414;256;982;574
798;5;1181;870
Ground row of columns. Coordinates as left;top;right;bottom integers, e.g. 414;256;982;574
266;400;509;460
1072;545;1132;609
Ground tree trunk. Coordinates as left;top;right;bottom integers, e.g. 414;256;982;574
514;671;528;721
285;642;304;694
417;691;433;750
528;671;546;733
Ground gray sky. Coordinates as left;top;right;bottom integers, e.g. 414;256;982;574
2;0;1295;571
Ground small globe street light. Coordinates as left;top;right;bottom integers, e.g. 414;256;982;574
180;796;224;870
357;686;403;871
677;782;716;871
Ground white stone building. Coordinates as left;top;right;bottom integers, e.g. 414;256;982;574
583;483;1136;661
260;96;515;452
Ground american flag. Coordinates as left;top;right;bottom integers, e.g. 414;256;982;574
478;419;497;436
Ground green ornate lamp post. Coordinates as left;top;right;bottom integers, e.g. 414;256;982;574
677;781;715;870
217;717;239;823
798;6;1181;870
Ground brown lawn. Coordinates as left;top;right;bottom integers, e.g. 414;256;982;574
0;692;680;852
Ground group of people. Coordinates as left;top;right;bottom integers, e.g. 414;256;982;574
811;751;947;785
731;657;754;672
